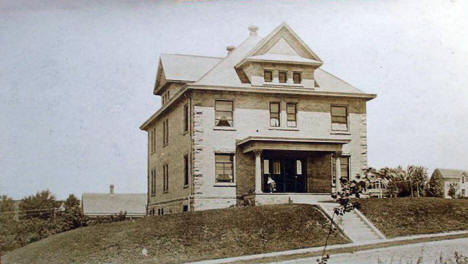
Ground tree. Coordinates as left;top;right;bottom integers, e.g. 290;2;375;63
448;183;458;199
19;190;59;219
1;195;15;213
64;194;80;210
426;172;444;197
407;166;428;197
378;167;409;197
0;195;16;221
61;194;85;229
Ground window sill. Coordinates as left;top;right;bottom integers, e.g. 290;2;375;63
183;130;189;136
330;131;350;135
213;126;237;131
183;185;189;189
268;127;299;131
214;183;236;187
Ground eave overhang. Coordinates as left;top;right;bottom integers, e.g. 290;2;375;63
237;136;351;154
139;85;377;131
234;56;323;69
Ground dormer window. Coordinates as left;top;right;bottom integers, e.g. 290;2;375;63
264;70;272;82
293;72;302;84
279;71;287;83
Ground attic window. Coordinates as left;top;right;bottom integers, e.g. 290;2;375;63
293;72;302;84
279;71;287;83
264;70;272;82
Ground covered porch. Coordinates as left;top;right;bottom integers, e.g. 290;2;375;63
237;136;350;205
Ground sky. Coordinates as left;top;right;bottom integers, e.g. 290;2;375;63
1;0;467;200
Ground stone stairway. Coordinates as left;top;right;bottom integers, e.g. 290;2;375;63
318;202;386;243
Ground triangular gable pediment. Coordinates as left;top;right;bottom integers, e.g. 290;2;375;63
247;23;322;63
266;38;298;56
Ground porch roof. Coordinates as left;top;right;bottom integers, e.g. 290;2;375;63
237;136;350;154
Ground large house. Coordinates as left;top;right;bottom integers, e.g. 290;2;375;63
431;169;468;198
140;23;376;215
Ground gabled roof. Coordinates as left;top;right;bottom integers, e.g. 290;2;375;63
314;68;365;94
434;169;468;179
143;23;376;130
159;54;221;82
193;33;262;87
82;193;146;217
245;22;323;63
192;23;368;95
154;54;221;94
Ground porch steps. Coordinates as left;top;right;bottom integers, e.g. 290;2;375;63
318;203;386;243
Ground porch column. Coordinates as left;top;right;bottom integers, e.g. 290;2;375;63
335;153;342;192
254;150;263;194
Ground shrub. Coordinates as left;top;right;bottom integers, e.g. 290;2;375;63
448;183;458;199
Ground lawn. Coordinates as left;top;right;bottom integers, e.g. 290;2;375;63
2;204;348;264
357;197;468;238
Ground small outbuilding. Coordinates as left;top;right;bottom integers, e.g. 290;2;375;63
82;185;146;217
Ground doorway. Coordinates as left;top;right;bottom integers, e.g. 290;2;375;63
263;157;306;193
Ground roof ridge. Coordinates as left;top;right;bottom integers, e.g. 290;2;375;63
160;53;223;59
437;168;467;172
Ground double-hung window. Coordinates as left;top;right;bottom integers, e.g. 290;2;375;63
184;155;189;187
150;168;156;197
264;70;273;82
149;128;156;154
270;102;280;127
286;103;297;127
215;154;234;183
163;164;169;193
293;72;302;84
163;119;169;146
331;106;348;131
279;71;287;83
183;104;189;133
215;100;233;127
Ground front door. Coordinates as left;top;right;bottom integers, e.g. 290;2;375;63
264;158;306;193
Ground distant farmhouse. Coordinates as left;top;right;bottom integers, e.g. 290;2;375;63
140;23;376;215
431;169;468;198
81;185;146;217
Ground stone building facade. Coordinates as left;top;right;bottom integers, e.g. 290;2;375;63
140;23;376;214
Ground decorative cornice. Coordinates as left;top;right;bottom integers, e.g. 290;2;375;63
140;84;376;130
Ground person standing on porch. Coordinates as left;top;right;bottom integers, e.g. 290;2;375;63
267;176;276;193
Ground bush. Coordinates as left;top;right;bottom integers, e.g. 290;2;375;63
0;193;128;255
448;183;458;199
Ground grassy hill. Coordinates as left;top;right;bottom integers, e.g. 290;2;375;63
358;197;468;238
2;204;348;264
